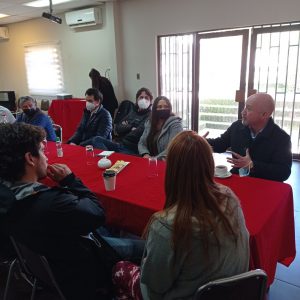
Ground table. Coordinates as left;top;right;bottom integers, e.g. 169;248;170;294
44;142;296;286
48;99;86;142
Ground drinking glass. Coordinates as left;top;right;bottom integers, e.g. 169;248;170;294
148;157;158;178
85;145;94;165
43;139;49;155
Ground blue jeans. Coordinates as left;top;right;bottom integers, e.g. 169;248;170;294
102;236;145;262
92;136;137;155
95;226;145;262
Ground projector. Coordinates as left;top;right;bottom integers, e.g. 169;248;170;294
42;12;62;24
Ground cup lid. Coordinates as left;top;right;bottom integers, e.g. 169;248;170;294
103;170;116;177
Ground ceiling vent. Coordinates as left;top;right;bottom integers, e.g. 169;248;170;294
65;7;102;28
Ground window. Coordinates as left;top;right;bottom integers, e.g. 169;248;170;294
158;23;300;155
24;42;64;95
248;24;300;155
158;34;193;129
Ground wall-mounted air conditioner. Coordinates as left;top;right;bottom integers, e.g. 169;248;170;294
65;7;102;28
0;27;9;40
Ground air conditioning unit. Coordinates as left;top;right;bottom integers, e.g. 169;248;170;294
65;7;102;28
0;27;9;40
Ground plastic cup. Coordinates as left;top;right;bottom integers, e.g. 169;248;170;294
85;145;94;165
148;157;158;178
42;139;49;155
103;170;116;191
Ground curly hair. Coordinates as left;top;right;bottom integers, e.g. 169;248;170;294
0;123;45;182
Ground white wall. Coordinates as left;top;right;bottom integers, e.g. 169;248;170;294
119;0;300;99
0;2;121;101
1;0;300;103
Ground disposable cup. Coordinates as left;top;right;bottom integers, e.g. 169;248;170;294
103;170;116;191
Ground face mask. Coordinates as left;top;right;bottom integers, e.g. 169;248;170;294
156;109;171;119
23;108;36;117
138;98;150;110
86;102;96;111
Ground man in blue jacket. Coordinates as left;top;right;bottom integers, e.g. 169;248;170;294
207;93;292;182
17;96;56;141
68;88;112;146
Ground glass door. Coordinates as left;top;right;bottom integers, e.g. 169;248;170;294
194;30;249;137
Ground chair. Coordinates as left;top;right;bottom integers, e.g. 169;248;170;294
53;124;63;142
113;99;135;125
4;236;66;300
40;99;50;111
194;269;268;300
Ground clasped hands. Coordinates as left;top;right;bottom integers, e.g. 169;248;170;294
47;163;72;182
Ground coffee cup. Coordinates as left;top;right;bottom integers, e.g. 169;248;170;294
215;165;228;177
103;170;116;191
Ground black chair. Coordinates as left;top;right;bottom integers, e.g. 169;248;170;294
194;269;268;300
40;99;50;111
4;236;66;300
113;99;135;125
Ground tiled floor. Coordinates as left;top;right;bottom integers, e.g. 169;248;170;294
267;160;300;300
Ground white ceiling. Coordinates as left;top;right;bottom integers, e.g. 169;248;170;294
0;0;112;25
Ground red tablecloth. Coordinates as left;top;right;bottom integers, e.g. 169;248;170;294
48;99;86;142
44;143;296;286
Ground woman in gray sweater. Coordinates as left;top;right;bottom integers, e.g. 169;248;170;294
113;131;249;299
138;96;183;160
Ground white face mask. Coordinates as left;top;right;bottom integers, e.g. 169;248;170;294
86;102;96;111
138;98;150;110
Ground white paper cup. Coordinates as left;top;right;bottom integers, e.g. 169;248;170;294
103;170;116;191
215;165;228;177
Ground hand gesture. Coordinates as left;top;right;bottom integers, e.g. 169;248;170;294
47;163;72;182
226;149;252;169
202;131;209;138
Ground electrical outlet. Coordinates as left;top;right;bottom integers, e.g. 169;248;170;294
136;73;140;80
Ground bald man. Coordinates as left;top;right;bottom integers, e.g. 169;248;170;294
207;93;292;181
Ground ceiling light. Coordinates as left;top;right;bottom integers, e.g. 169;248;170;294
0;14;10;19
24;0;73;8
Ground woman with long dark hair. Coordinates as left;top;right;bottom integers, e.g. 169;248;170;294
113;131;249;299
138;96;183;160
